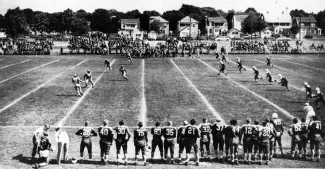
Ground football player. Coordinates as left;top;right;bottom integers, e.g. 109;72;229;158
162;121;177;164
240;118;256;165
265;69;276;85
34;132;53;169
304;82;312;100
104;59;114;70
253;66;263;82
177;121;188;163
199;118;212;160
32;124;50;163
309;116;323;162
75;121;98;164
300;118;309;159
251;121;260;161
221;53;229;64
84;70;94;88
266;119;276;160
114;120;131;165
217;61;227;76
221;46;226;55
278;74;290;91
134;122;148;166
258;121;275;165
229;119;240;165
224;122;233;162
183;119;200;166
266;55;273;68
211;118;226;163
288;118;302;159
271;113;285;157
119;65;128;81
314;87;325;110
151;122;163;162
72;74;84;96
127;51;133;64
98;120;114;165
237;57;246;73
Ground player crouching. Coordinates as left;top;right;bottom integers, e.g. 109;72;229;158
34;132;54;169
253;66;262;82
84;70;94;88
217;61;227;76
265;69;276;85
104;59;114;70
278;74;290;91
72;74;84;97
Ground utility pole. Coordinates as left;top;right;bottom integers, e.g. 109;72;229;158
309;15;311;37
299;17;301;41
189;16;192;38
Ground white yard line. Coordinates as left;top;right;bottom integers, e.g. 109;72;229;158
0;59;4;62
0;59;59;84
170;59;225;124
199;59;295;119
56;60;116;127
280;59;325;72
0;59;88;114
139;59;147;126
0;59;30;70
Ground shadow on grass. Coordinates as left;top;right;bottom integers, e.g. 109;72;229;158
12;154;32;165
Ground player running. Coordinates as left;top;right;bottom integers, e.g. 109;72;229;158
84;70;94;88
162;121;177;164
72;74;84;96
127;51;133;64
253;66;262;82
237;57;246;73
258;121;275;165
211;118;226;163
271;113;285;158
278;74;290;91
217;61;227;76
266;55;273;68
304;82;312;100
119;65;128;81
98;120;114;165
265;69;276;85
221;53;229;64
314;87;325;110
240;118;256;165
134;122;148;166
288;118;302;159
104;59;114;70
114;120;131;166
183;119;200;166
151;122;164;162
308;116;323;162
75;121;98;164
221;46;226;55
199;118;212;160
177;121;188;163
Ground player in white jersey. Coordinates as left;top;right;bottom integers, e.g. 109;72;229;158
72;74;84;97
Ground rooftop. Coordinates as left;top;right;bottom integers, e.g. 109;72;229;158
178;16;198;23
294;17;317;23
208;16;227;23
263;10;291;23
234;15;249;22
150;16;169;23
120;18;140;23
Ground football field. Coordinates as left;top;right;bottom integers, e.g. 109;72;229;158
0;53;324;168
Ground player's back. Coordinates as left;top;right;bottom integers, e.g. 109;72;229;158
134;128;148;141
241;124;255;140
273;119;284;133
300;122;309;138
212;122;225;139
76;127;96;140
98;126;114;142
72;77;80;85
259;127;271;144
309;121;322;135
253;69;259;74
177;125;187;143
184;125;199;145
199;123;212;136
115;126;129;142
151;127;163;140
163;126;177;140
291;123;301;136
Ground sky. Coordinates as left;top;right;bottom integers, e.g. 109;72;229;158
0;0;324;15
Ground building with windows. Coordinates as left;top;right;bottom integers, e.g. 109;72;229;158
149;16;169;35
263;8;292;34
293;16;322;37
206;16;228;36
118;18;145;39
177;16;199;38
232;15;249;31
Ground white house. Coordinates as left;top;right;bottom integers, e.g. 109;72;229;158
118;18;145;39
206;16;228;36
260;28;273;38
227;28;242;38
177;16;199;38
232;15;249;31
263;8;292;34
149;16;169;36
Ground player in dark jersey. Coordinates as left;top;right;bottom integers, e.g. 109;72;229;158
199;118;212;160
72;74;84;96
265;69;276;85
75;121;98;164
237;57;246;73
253;66;262;82
300;118;309;158
221;53;229;64
127;52;133;64
271;113;285;157
84;70;94;88
215;53;220;60
151;122;163;162
217;61;227;76
224;123;233;162
162;121;177;164
221;46;226;55
114;120;131;165
288;118;302;159
98;120;114;165
251;121;260;160
229;119;240;165
240;118;256;165
314;87;325;110
177;121;188;163
183;119;200;166
119;65;128;81
134;122;148;166
258;121;275;165
309;116;323;162
266;55;273;68
278;74;290;91
304;82;312;100
211;118;226;163
104;59;114;70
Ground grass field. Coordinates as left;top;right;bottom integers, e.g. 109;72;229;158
0;53;324;168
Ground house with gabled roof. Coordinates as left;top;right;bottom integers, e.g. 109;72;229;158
232;15;249;31
263;8;292;34
206;16;228;36
149;16;169;35
118;18;145;39
177;16;199;38
293;16;322;37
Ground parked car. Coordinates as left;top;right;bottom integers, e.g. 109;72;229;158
276;36;292;41
216;36;230;41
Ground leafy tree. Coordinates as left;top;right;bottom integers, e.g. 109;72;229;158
290;24;300;35
22;8;34;25
226;10;235;30
91;9;110;33
48;12;65;33
76;9;92;22
162;10;185;31
125;10;142;18
4;7;29;38
315;10;325;34
32;12;50;34
290;9;310;17
241;13;267;36
245;7;257;14
149;19;162;33
71;18;90;35
0;14;6;30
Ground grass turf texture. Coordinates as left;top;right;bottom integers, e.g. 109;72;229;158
0;54;324;168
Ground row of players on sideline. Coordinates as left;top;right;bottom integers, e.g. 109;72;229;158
32;114;324;168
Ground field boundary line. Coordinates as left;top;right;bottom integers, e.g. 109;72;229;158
0;59;88;114
56;59;116;127
139;59;147;126
279;59;325;72
0;59;60;84
0;59;30;70
170;59;225;124
199;59;295;119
